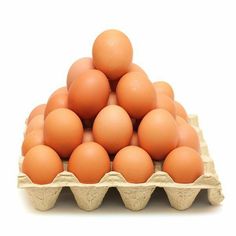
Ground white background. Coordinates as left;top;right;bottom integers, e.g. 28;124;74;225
0;0;235;235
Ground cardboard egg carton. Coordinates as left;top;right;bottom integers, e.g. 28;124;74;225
17;115;224;211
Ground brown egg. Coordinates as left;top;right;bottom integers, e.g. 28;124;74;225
176;116;188;126
49;86;67;98
112;146;154;183
82;129;94;143
68;69;110;119
175;101;188;121
27;104;46;124
44;91;68;118
162;146;204;183
153;81;174;100
107;92;118;105
22;129;44;156
25;114;44;136
138;109;178;161
22;145;63;184
177;124;200;151
156;93;176;117
130;132;139;146
93;105;133;154
116;71;156;119
92;29;133;80
128;63;146;74
67;57;94;89
44;108;83;158
68;142;111;183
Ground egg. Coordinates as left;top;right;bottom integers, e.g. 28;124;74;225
153;81;174;100
156;93;176;117
93;105;133;154
176;116;188;126
162;146;204;183
68;69;110;119
138;109;178;160
44;91;68;117
107;92;118;105
25;114;44;136
44;108;83;158
128;63;146;74
49;86;67;98
175;101;188;121
130;132;139;146
27;104;46;124
22;129;44;156
82;129;94;143
92;29;133;80
116;71;156;119
22;145;63;184
112;146;154;183
68;142;111;184
177;124;200;151
67;57;94;89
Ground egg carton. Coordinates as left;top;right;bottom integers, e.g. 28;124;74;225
17;115;224;211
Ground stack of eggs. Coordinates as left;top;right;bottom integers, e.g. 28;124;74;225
21;29;203;185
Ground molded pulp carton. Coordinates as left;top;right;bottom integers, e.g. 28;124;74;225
18;115;224;211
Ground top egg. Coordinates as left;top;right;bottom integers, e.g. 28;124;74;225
92;29;133;80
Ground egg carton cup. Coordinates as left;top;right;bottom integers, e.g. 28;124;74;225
17;115;224;211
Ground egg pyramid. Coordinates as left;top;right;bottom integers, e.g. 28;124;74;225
22;29;203;186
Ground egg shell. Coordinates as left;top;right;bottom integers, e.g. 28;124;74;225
68;69;110;119
128;63;146;74
156;93;176;117
92;29;133;80
25;114;44;136
177;124;200;151
130;132;139;146
27;104;46;124
49;87;67;99
22;129;44;156
107;92;118;105
116;71;156;119
68;142;111;184
22;145;63;184
162;146;204;183
176;116;188;126
44;92;68;118
153;81;174;100
138;109;178;160
67;57;94;89
112;146;154;183
93;105;133;154
175;101;188;121
82;129;94;143
44;108;83;158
